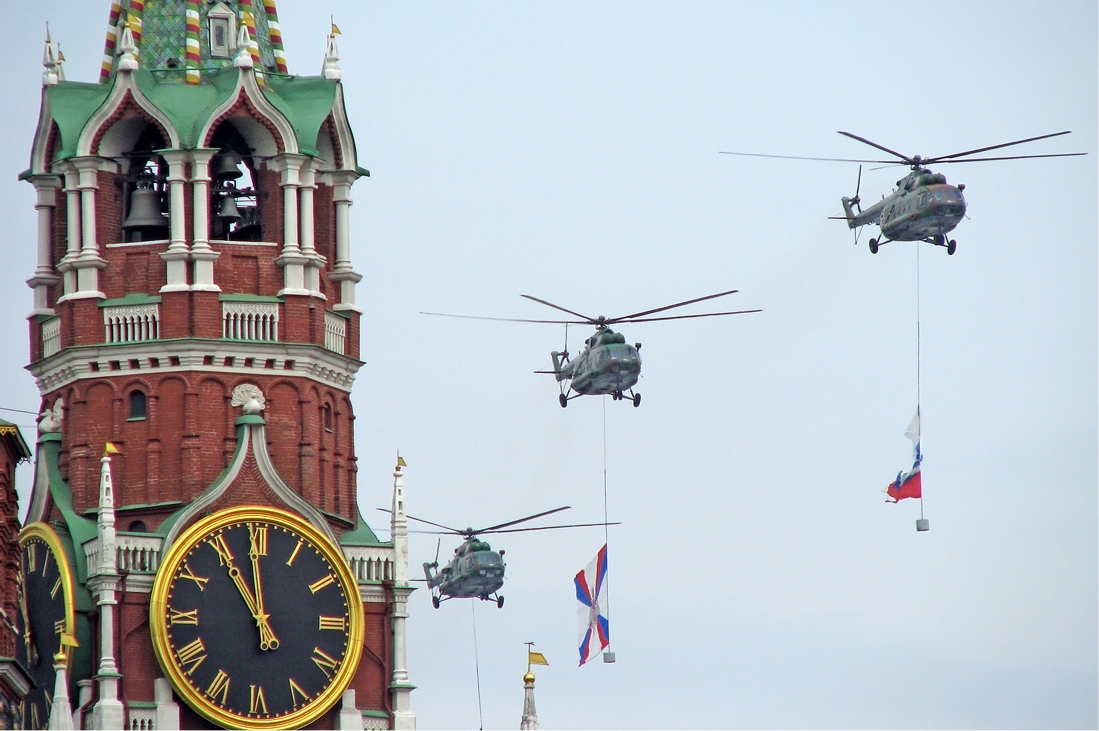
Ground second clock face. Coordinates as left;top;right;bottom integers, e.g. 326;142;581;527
151;507;364;729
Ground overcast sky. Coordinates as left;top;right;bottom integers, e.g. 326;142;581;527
3;3;1096;729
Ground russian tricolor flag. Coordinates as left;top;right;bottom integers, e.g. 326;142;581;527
886;409;923;503
575;544;609;666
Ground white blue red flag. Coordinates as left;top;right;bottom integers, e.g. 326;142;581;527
575;544;609;666
886;408;922;503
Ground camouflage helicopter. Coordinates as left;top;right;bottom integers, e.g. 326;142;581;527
423;289;761;407
722;130;1084;255
380;506;617;608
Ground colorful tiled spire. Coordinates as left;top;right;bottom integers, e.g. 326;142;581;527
99;1;122;82
184;0;201;84
263;0;288;74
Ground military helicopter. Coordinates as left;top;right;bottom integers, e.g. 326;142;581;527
423;290;761;407
721;130;1084;255
380;506;617;608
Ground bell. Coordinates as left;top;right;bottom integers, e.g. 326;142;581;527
122;186;168;233
217;194;242;220
213;150;243;180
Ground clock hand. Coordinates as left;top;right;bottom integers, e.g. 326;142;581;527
17;580;37;665
248;532;279;651
224;561;279;650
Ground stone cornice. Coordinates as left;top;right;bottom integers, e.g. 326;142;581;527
27;338;364;395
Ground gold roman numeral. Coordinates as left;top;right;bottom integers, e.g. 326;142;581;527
204;669;230;704
248;524;268;557
178;560;209;590
30;701;40;728
206;533;234;566
42;550;51;576
26;543;37;573
249;684;268;715
311;646;339;679
318;615;347;631
43;690;52;709
308;574;335;594
54;619;66;635
176;637;207;675
288;678;310;708
50;576;62;599
169;607;199;626
286;538;304;566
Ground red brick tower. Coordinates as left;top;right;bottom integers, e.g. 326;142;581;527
12;3;415;729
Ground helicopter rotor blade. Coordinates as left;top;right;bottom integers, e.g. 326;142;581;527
434;538;441;564
836;131;915;164
520;295;599;324
616;308;762;324
476;506;571;533
719;150;895;164
925;152;1088;164
376;508;466;534
923;130;1074;163
608;289;740;323
481;521;623;535
421;311;585;325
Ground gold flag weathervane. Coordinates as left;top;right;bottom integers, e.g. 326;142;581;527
104;442;121;457
525;642;548;672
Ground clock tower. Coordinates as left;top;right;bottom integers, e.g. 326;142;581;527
10;2;415;729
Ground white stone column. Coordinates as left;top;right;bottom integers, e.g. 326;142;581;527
299;160;325;299
390;463;416;729
153;677;180;730
159;150;190;293
326;171;363;312
57;165;81;298
70;158;108;299
269;154;310;296
26;175;62;316
189;149;221;291
89;452;124;731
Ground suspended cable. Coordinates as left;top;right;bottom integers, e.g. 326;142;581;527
0;406;39;415
471;601;484;730
602;396;611;632
916;245;925;521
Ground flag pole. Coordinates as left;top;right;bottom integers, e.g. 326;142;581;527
916;244;929;531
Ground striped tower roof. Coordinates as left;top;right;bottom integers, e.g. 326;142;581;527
98;0;288;84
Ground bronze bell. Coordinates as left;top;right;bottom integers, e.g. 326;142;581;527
217;193;242;220
122;186;168;234
213;150;243;180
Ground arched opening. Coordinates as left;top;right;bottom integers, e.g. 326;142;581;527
209;122;263;241
128;520;147;533
118;123;170;243
128;390;147;420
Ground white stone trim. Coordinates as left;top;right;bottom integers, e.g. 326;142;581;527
223;301;279;341
104;303;160;343
325;311;347;354
42;317;61;358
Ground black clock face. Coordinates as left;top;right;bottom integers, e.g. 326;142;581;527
151;507;364;729
15;524;75;731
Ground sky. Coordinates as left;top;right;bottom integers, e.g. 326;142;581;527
2;2;1096;729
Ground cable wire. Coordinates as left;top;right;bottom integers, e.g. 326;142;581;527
471;601;484;730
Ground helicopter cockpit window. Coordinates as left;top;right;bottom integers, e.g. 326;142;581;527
934;189;945;200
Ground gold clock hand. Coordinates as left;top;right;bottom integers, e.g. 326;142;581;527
17;578;37;665
249;550;279;650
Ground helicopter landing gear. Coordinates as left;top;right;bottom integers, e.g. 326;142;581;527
496;595;505;609
632;392;641;407
869;238;879;254
432;595;440;609
947;239;957;255
559;393;568;408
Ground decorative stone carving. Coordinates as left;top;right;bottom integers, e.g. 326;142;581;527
231;384;265;414
38;397;63;433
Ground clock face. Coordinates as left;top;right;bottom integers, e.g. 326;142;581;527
151;506;364;729
15;523;76;731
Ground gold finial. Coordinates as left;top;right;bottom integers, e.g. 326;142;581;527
396;451;407;472
330;16;341;37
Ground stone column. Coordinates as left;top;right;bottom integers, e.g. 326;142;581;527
159;150;190;293
70;157;108;299
299;160;325;298
57;165;81;298
26;174;62;316
89;452;124;730
389;464;415;729
189;149;220;291
269;154;310;296
326;171;363;312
